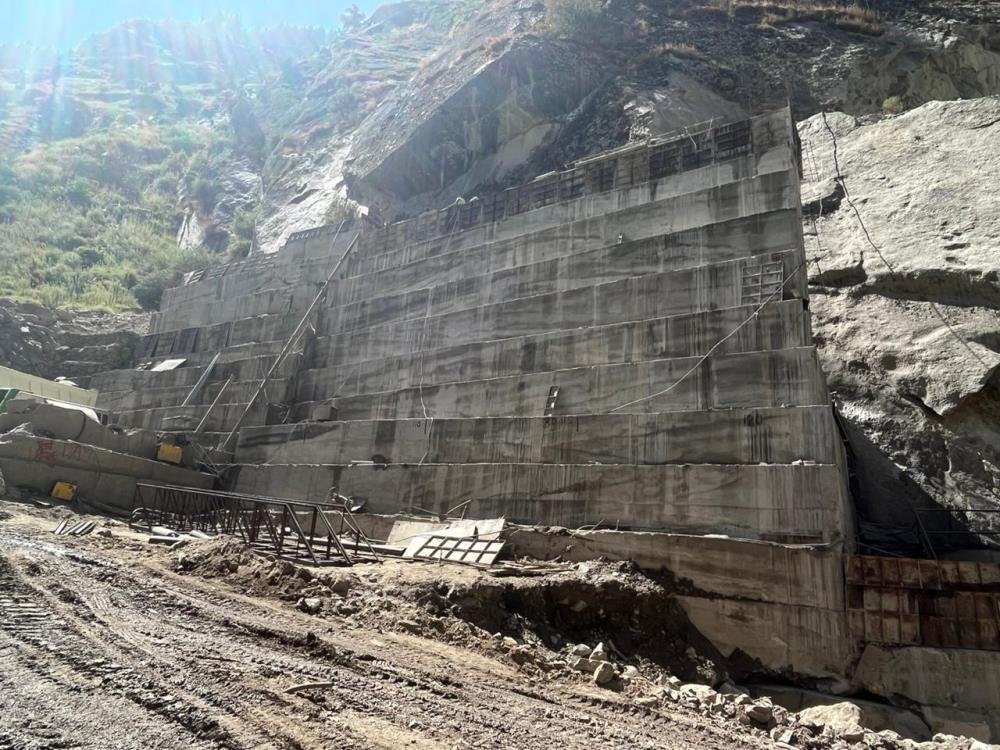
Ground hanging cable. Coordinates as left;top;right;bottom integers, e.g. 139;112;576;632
609;256;816;413
819;112;989;369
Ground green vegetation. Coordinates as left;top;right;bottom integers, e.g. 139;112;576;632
0;123;215;310
227;210;257;259
543;0;606;37
882;95;904;115
0;17;334;312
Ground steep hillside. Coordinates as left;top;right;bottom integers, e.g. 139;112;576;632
0;6;474;312
0;17;328;310
1;0;997;312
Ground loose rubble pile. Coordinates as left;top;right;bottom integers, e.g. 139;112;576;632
169;538;996;749
145;525;212;548
542;640;992;750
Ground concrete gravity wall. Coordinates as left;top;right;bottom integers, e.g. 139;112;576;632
220;108;859;690
221;107;853;547
89;107;852;544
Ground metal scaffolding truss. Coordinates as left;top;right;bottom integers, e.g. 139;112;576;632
130;482;380;566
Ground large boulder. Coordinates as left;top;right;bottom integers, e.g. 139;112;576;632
797;702;865;736
799;98;1000;550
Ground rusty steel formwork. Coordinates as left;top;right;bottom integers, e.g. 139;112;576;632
846;554;1000;651
354;116;756;257
130;482;380;566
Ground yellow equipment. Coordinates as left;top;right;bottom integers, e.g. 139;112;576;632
156;442;184;465
51;481;77;501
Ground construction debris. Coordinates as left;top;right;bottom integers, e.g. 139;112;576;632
130;482;364;566
387;517;505;544
484;561;576;577
53;520;96;536
402;534;506;565
142;523;214;548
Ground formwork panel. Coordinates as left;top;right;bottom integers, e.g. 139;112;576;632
846;555;1000;652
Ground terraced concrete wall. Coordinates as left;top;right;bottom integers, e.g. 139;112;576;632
84;108;860;682
227;110;848;543
92;108;851;545
236;406;841;467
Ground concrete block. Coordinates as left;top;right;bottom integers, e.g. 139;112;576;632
321;249;806;339
235;406;842;468
306;298;810;381
112;400;267;433
504;529;846;609
350;148;797;276
308;346;829;421
854;645;1000;741
676;595;856;679
0;431;213;512
233;461;850;541
330;208;803;313
0;401;158;458
100;377;291;412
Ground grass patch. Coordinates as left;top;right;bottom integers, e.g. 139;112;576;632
882;95;904;114
543;0;606;38
745;1;882;35
0;121;218;310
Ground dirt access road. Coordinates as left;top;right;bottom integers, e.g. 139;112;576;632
0;503;778;750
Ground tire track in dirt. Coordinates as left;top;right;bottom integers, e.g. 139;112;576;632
0;544;361;749
0;523;776;749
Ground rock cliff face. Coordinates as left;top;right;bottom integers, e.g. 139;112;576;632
331;0;1000;222
0;299;147;381
799;98;1000;549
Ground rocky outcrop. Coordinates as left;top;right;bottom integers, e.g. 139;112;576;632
347;39;608;217
254;2;463;250
0;298;148;381
799;98;1000;550
844;20;1000;112
332;1;1000;222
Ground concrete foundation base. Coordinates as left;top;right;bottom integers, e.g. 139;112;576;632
0;429;213;512
232;461;849;542
855;645;1000;742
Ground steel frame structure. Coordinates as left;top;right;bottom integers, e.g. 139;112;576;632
130;482;380;566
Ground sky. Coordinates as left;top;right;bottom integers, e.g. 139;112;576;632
0;0;383;49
